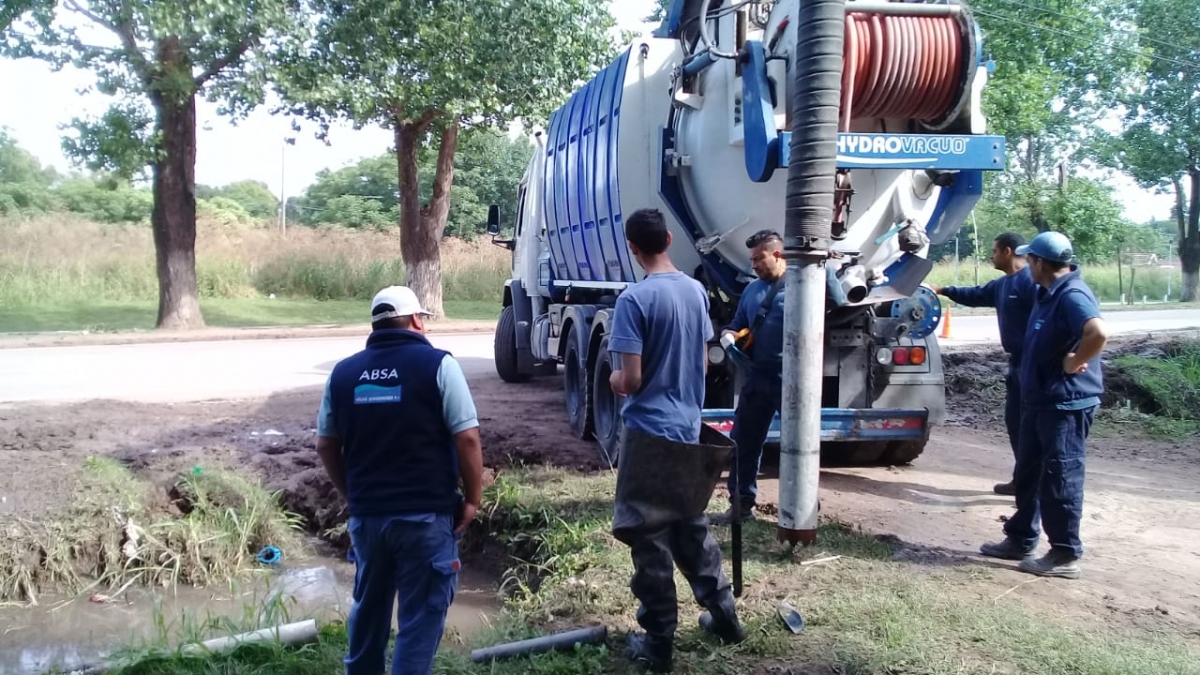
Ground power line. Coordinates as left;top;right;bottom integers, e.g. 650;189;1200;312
985;0;1199;58
971;6;1200;73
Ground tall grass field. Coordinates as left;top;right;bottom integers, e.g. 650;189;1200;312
0;215;511;306
0;216;1187;332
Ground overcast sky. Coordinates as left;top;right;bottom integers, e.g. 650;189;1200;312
0;0;1174;223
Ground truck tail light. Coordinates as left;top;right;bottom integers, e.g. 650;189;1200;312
909;346;927;365
892;347;910;365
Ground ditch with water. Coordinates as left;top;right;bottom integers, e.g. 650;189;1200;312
0;546;501;675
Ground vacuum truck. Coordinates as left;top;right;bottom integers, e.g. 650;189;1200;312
486;0;1005;467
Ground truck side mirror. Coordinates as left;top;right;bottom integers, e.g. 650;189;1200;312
486;204;500;236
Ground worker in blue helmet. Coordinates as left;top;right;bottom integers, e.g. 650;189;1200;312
932;232;1038;496
979;231;1109;579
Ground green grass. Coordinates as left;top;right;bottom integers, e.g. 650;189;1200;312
0;298;500;333
1109;343;1200;437
109;467;1200;675
926;260;1190;305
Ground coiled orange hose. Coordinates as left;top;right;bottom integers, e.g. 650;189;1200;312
840;12;964;131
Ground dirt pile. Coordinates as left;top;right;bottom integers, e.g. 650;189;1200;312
942;333;1200;423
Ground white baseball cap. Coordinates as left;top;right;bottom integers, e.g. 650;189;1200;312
370;285;433;322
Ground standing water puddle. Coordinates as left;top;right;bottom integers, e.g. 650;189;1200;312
0;552;500;674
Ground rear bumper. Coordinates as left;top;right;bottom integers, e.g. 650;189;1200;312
700;408;929;443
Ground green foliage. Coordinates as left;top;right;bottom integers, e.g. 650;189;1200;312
971;0;1141;178
3;1;307;178
293;130;533;237
278;0;616;137
54;178;154;224
1099;0;1200;293
197;180;279;220
1113;344;1200;424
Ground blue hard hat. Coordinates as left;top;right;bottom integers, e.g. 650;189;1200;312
1015;231;1074;263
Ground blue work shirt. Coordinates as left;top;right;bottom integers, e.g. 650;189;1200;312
609;271;713;444
1020;267;1104;411
941;266;1037;366
724;277;785;392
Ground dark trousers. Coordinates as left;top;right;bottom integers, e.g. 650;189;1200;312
1003;364;1022;477
345;514;459;675
1003;406;1094;559
625;516;738;642
727;387;782;506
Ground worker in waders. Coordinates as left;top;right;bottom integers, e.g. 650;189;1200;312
607;208;746;672
315;285;485;675
712;230;846;524
979;232;1109;579
932;232;1037;496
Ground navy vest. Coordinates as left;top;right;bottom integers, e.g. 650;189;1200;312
1020;269;1104;410
329;329;461;517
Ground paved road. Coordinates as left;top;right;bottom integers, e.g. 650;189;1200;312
0;333;496;405
940;308;1200;344
1;309;1197;405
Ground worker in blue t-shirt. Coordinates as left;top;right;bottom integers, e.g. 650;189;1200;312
932;232;1038;496
315;285;485;675
979;232;1109;580
608;208;745;672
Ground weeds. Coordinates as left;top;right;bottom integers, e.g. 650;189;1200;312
1112;342;1200;437
0;459;304;603
0;215;510;306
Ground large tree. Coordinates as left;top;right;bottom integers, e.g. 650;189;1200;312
2;1;304;328
277;0;614;318
968;0;1141;233
1103;0;1200;301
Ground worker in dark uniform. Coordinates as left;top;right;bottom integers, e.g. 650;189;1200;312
979;232;1109;580
315;285;485;675
608;208;745;672
711;230;846;524
932;232;1037;496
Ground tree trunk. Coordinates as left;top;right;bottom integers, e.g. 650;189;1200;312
149;39;204;330
394;115;459;319
1180;170;1200;303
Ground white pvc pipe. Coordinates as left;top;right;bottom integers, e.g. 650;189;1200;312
179;620;319;656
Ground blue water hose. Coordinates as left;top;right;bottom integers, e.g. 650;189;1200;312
256;545;283;565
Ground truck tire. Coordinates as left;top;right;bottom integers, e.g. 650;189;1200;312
494;305;528;383
592;336;622;467
821;441;887;466
878;427;931;466
563;326;595;440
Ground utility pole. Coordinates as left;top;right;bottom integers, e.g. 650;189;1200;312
279;142;287;234
778;0;845;547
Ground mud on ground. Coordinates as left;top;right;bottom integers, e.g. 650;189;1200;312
1;335;1199;642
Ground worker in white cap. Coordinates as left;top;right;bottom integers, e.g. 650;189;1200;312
315;285;484;675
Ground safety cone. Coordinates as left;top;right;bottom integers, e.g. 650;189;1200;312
939;305;953;339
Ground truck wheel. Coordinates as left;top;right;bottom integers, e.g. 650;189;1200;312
821;441;887;466
563;327;595;440
592;336;622;467
494;305;529;383
879;428;931;466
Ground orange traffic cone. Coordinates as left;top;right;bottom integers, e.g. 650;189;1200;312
939;305;953;339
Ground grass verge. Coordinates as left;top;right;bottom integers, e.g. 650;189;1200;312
1104;342;1200;437
1;458;303;603
107;467;1200;675
0;298;499;333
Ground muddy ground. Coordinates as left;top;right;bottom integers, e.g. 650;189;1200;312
1;334;1198;644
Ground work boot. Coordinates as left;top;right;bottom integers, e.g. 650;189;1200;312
710;502;755;525
627;632;673;672
698;610;747;645
979;537;1036;561
1019;549;1081;580
992;481;1016;496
